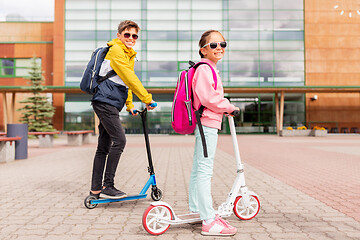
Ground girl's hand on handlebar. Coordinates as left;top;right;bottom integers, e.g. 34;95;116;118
146;101;157;110
229;107;240;117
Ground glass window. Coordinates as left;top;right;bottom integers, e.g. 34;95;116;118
229;0;258;9
178;1;191;9
274;21;304;30
274;0;304;10
274;10;303;20
274;41;304;50
259;0;273;9
178;11;191;20
192;11;222;20
229;10;258;20
259;11;273;20
66;41;95;51
148;51;177;61
275;61;304;71
260;52;274;61
148;10;177;20
0;58;41;78
111;10;141;20
147;41;177;51
97;0;110;9
147;21;177;31
229;51;259;61
66;31;96;40
229;62;258;72
66;0;96;10
65;51;92;61
147;0;176;10
97;10;111;20
192;0;222;10
66;10;95;20
192;21;222;31
229;31;258;40
66;20;96;31
230;41;259;51
275;51;304;61
148;61;177;71
1;59;14;76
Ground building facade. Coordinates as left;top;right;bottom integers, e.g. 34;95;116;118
1;0;359;133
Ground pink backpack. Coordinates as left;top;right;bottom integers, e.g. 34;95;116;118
171;61;217;156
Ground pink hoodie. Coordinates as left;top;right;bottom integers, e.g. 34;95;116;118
192;58;236;130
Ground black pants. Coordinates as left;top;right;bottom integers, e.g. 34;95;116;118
91;101;126;191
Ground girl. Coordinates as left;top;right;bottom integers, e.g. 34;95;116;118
189;30;239;236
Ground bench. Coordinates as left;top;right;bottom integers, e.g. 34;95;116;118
63;130;94;146
28;131;60;148
0;136;22;163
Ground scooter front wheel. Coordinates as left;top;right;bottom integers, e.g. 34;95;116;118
233;195;260;220
142;205;173;235
151;188;162;201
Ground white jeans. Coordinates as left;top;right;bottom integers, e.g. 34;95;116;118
189;125;218;220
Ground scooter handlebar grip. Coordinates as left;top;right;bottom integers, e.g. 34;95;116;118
129;110;138;115
231;110;240;117
149;102;157;107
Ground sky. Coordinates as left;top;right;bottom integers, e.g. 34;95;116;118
0;0;54;21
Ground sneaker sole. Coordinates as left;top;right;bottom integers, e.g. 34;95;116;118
201;231;236;236
99;193;127;199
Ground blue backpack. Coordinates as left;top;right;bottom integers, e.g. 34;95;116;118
80;46;117;94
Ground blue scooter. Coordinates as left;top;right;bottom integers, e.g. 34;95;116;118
84;103;162;209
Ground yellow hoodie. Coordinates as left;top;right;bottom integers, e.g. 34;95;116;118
106;38;152;111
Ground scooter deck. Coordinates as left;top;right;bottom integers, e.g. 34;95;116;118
91;194;147;204
170;213;202;225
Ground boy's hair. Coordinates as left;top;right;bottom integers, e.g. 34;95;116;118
118;20;140;33
198;30;225;58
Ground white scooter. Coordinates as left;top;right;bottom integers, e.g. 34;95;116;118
142;113;260;235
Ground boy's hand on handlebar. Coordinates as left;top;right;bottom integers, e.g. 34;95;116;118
129;108;138;116
146;100;157;110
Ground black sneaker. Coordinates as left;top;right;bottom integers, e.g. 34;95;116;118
100;186;127;199
89;191;100;199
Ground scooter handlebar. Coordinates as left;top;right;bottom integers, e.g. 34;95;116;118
231;110;240;117
225;110;240;117
130;102;157;115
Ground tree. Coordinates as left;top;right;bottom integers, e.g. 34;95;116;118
18;57;56;132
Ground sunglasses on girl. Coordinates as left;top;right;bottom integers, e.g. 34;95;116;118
123;33;138;40
202;41;227;49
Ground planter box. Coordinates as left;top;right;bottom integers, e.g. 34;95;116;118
280;129;311;137
280;129;327;137
311;129;328;137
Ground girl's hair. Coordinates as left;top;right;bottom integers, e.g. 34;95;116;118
118;20;140;34
198;30;225;58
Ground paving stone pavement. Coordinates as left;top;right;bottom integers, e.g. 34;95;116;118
0;134;359;240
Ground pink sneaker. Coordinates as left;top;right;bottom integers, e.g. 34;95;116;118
201;215;237;236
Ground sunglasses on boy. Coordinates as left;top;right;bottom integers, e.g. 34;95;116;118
202;41;227;49
123;33;139;40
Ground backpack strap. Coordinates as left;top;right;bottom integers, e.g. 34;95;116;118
193;62;217;90
97;70;117;84
195;109;208;158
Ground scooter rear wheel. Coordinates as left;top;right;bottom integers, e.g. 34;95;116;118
142;205;172;235
233;195;260;220
84;195;98;209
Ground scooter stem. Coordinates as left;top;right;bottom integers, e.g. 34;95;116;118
228;116;242;170
139;109;155;175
